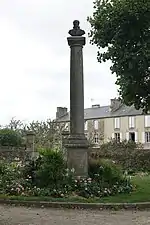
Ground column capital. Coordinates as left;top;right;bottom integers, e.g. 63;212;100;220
67;36;86;47
65;134;89;148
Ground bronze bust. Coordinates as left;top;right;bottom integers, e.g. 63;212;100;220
69;20;85;36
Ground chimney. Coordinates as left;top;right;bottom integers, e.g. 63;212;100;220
92;104;100;108
56;107;67;119
110;98;122;112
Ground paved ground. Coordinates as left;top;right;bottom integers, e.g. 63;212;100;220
0;205;150;225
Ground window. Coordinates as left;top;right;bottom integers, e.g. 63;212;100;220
129;116;135;128
85;133;88;139
114;118;120;129
114;133;120;142
145;132;150;143
145;115;150;127
94;133;99;144
94;120;99;130
129;132;135;142
84;121;88;130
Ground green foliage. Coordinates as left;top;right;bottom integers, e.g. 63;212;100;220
35;149;66;188
90;140;150;172
25;120;65;149
89;158;123;186
0;129;22;147
0;160;25;195
4;117;67;149
0;150;133;199
0;175;150;203
88;0;150;112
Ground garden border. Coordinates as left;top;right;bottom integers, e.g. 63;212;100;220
1;199;150;210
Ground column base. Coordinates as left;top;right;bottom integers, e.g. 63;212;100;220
65;134;89;177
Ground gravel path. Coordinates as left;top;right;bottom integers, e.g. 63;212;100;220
0;205;150;225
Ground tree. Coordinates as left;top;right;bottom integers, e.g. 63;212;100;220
26;120;67;149
3;118;68;149
88;0;150;112
6;117;26;135
0;129;23;147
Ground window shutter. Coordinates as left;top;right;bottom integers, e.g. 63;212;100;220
126;132;129;141
112;133;115;139
115;118;120;129
129;117;132;128
142;132;145;143
129;117;135;128
120;133;122;142
145;116;150;127
118;118;120;128
114;119;117;129
135;132;138;143
145;116;148;127
132;117;135;128
94;120;98;130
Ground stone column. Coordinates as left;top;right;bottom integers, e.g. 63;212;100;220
26;131;38;161
65;20;89;177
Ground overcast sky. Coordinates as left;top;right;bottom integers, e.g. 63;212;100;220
0;0;118;125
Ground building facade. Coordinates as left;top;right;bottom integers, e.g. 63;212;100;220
56;99;150;149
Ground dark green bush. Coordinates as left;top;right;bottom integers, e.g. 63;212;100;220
0;129;22;147
89;158;124;186
35;149;67;188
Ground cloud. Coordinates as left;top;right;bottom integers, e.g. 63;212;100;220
0;0;118;124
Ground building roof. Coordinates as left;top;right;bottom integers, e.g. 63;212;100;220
57;104;143;122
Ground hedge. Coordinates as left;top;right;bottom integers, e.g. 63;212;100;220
90;141;150;173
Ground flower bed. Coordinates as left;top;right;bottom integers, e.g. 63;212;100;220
0;149;133;199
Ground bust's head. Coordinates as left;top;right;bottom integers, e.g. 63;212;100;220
68;20;85;36
73;20;80;29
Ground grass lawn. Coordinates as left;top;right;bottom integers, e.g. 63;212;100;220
100;175;150;203
0;175;150;203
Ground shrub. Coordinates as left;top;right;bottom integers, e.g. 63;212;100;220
89;158;124;186
0;129;22;147
35;148;67;188
0;149;133;199
90;140;150;173
0;159;25;195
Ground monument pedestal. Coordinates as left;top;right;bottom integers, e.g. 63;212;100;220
65;134;89;177
67;148;88;177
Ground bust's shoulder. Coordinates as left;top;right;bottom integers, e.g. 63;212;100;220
69;29;85;37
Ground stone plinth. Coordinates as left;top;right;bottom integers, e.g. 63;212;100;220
65;134;89;177
67;148;88;177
